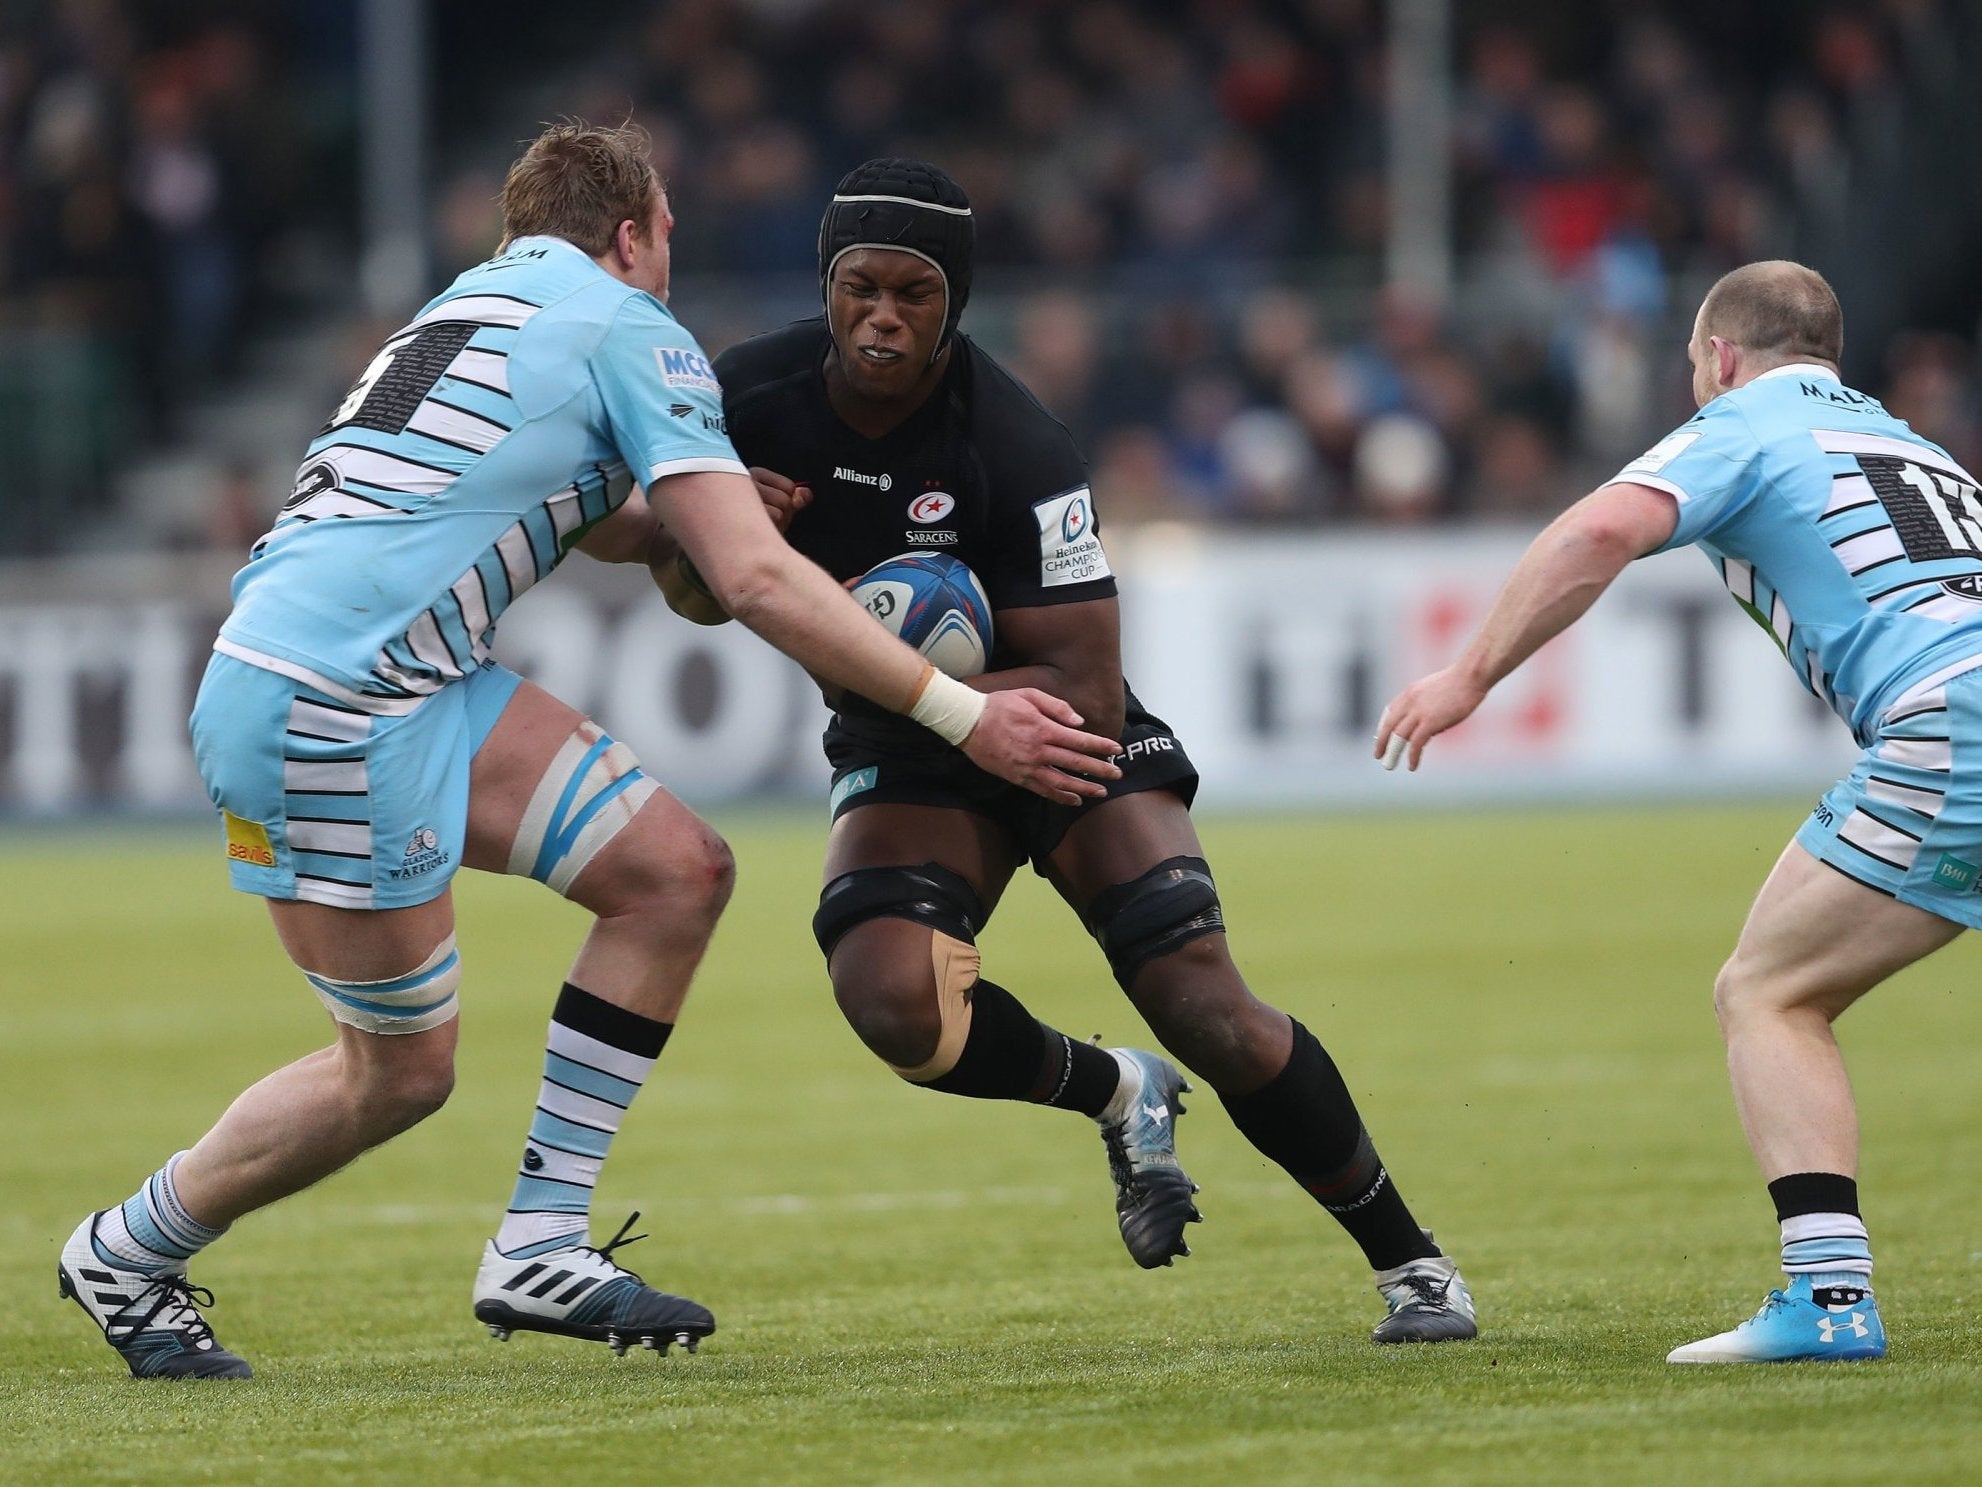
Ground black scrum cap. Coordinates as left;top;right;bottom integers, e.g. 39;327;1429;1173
818;158;975;348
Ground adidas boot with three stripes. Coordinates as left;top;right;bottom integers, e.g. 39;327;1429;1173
58;1211;252;1380
471;1212;715;1356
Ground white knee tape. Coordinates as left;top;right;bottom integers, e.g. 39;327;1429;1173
507;721;659;896
304;935;461;1035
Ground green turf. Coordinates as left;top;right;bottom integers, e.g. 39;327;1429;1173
2;805;1977;1486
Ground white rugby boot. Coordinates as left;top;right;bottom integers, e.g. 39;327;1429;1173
58;1211;252;1379
472;1211;715;1355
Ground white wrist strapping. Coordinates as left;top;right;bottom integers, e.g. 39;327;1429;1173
907;668;987;746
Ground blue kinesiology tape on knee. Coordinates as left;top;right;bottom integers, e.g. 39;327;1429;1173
507;721;658;894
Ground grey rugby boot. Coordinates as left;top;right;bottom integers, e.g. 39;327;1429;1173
1371;1237;1477;1343
472;1212;715;1355
58;1212;253;1379
1097;1049;1203;1268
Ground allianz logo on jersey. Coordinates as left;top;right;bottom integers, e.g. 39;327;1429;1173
835;466;893;491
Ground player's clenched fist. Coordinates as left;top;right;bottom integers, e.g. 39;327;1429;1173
748;467;812;533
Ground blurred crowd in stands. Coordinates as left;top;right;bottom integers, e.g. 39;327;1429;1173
0;0;347;550
3;0;1979;554
0;3;335;426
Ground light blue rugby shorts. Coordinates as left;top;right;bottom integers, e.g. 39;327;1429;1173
189;653;524;910
1796;662;1982;929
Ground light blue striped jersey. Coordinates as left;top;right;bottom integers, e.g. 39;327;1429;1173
1614;363;1982;741
217;235;744;707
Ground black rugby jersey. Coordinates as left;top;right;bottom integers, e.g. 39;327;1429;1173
716;318;1120;750
715;318;1116;614
718;318;1154;762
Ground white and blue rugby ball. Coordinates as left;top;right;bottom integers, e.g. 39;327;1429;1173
851;552;994;678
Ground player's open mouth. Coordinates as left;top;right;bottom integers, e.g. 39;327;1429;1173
858;345;903;363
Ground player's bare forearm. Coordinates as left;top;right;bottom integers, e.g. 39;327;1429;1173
645;525;732;626
574;485;661;564
651;470;978;711
981;599;1126;738
1376;483;1676;770
1452;532;1625;691
703;547;926;705
649;471;1120;799
1455;484;1678;689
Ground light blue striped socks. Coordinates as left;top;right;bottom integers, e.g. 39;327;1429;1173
95;1151;226;1274
1782;1211;1873;1287
1770;1171;1873;1289
494;982;671;1260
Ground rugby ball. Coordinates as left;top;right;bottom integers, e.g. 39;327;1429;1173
850;552;994;678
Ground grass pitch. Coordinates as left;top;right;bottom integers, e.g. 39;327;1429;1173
2;804;1977;1486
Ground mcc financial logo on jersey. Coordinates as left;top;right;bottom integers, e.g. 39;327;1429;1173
653;347;721;396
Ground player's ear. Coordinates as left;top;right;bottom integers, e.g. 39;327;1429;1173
1712;335;1739;386
613;217;640;269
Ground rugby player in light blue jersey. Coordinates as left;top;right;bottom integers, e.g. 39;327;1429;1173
1376;261;1982;1363
57;122;1122;1380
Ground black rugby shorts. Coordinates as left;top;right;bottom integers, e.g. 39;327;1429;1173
823;693;1200;864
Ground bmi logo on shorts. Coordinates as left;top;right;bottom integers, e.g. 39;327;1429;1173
1932;851;1980;892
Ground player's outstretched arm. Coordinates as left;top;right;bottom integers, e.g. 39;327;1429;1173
1374;482;1678;772
650;468;1122;802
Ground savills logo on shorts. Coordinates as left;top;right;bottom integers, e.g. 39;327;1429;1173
223;810;276;868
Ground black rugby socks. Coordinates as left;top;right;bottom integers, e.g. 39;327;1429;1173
925;980;1120;1115
1219;1017;1438;1269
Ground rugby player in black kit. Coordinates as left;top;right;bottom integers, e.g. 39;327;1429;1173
659;160;1475;1342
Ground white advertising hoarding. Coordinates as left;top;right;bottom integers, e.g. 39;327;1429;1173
0;530;1857;817
1117;527;1856;806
